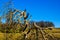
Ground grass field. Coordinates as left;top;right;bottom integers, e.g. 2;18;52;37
0;28;60;40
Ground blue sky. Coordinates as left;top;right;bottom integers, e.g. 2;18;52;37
0;0;60;28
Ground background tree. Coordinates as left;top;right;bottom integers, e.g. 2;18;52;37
33;21;55;28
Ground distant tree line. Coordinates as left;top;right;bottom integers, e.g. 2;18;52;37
30;21;55;28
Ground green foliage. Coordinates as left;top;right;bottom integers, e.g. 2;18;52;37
36;21;55;28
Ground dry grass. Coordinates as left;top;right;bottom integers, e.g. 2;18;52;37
0;28;60;40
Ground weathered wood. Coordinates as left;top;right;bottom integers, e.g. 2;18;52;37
34;22;55;40
34;22;47;40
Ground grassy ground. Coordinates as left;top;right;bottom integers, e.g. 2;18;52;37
44;28;60;39
0;28;60;40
